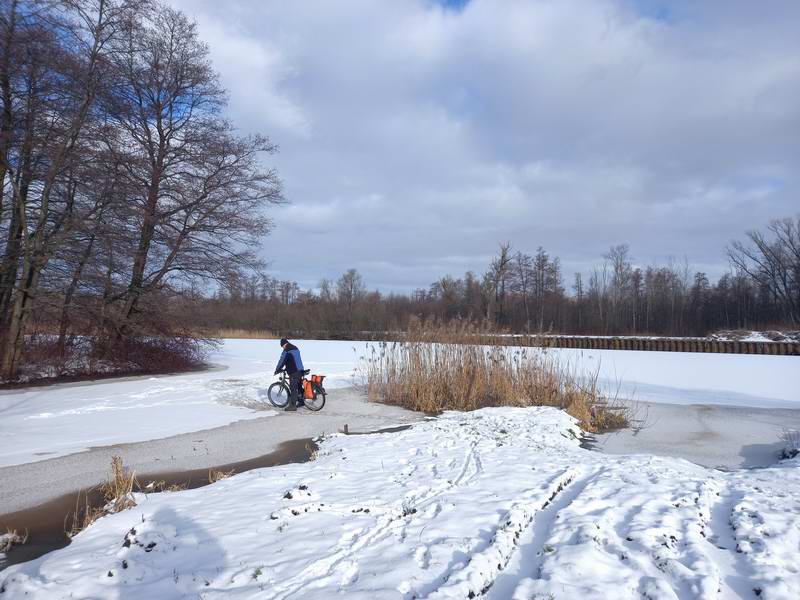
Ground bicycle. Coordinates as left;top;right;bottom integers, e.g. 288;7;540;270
267;369;326;411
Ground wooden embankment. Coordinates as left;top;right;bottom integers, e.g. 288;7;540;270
492;335;800;356
284;330;800;356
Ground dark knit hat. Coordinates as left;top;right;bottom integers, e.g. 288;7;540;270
279;338;289;347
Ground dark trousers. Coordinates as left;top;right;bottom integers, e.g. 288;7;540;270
288;371;303;408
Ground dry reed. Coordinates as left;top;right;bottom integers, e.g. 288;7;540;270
359;321;629;432
206;328;277;340
208;468;235;483
0;528;28;553
66;455;138;538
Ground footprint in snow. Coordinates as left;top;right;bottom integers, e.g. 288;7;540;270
414;546;430;569
338;527;364;546
338;561;359;586
424;502;442;519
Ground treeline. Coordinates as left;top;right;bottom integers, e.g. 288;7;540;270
1;0;280;380
199;217;800;337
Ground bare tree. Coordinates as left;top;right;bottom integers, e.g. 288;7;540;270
0;0;142;378
728;216;800;325
336;268;365;331
101;4;282;337
511;251;533;332
484;242;512;325
605;244;632;332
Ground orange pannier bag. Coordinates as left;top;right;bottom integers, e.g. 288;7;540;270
311;374;324;385
303;379;314;399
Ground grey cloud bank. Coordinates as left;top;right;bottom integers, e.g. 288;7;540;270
172;0;799;292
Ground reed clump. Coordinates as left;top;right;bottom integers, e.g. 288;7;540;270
360;322;629;432
67;455;138;538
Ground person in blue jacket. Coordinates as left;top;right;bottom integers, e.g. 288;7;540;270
274;338;305;411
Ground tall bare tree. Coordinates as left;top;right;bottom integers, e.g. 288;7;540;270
101;4;282;337
728;216;800;325
0;0;141;378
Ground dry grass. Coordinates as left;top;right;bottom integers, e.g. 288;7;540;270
359;322;629;432
66;456;137;538
142;479;167;492
206;328;277;339
0;528;29;553
102;455;137;512
305;441;319;461
142;480;190;493
208;468;236;483
781;428;800;460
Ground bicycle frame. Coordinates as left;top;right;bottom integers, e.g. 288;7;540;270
276;370;318;396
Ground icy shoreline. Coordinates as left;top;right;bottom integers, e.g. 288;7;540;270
2;407;798;599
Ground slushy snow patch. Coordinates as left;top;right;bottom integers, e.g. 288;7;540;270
2;407;798;599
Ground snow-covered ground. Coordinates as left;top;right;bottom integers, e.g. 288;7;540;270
2;407;798;599
0;339;797;468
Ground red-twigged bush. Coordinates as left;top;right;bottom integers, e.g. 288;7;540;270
90;336;212;373
1;333;215;384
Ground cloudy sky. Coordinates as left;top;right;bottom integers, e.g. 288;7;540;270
171;0;799;292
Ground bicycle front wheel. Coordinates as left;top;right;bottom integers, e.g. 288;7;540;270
267;382;290;408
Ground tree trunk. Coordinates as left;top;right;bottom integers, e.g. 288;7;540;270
1;257;41;379
0;129;33;325
0;213;23;325
57;234;96;356
117;166;164;335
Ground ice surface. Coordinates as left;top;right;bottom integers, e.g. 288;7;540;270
1;339;797;468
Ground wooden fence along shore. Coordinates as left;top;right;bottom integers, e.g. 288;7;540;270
281;331;800;356
504;335;800;356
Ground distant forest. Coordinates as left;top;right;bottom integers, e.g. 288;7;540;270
198;216;800;338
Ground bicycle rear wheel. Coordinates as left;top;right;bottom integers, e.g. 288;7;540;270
305;386;326;411
267;382;290;408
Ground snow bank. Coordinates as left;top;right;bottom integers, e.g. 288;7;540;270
709;331;800;343
2;407;798;599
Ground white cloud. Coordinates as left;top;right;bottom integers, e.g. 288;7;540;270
171;0;800;291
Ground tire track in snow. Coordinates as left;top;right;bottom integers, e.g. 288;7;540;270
703;484;759;599
497;467;602;600
423;466;594;600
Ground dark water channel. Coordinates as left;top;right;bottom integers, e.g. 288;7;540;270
0;438;316;570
